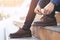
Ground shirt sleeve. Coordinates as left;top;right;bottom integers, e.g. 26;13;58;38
51;0;60;6
38;0;60;7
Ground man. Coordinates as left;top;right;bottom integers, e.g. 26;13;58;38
10;0;60;38
35;0;60;15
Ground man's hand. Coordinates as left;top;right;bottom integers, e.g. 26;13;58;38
34;5;42;14
43;2;55;15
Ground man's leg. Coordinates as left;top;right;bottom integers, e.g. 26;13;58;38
22;0;39;30
10;0;39;38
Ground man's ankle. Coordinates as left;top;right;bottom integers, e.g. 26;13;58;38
22;27;30;31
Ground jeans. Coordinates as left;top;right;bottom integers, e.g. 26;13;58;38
23;0;60;30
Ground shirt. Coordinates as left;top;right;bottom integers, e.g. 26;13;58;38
38;0;60;7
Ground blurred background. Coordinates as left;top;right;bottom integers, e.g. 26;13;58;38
0;0;32;40
0;0;31;20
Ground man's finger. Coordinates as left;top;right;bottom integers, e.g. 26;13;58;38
34;9;40;14
44;9;49;15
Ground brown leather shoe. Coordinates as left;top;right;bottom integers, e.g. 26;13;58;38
33;15;57;26
10;28;32;38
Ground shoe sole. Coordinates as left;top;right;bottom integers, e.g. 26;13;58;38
33;22;57;26
10;33;32;38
